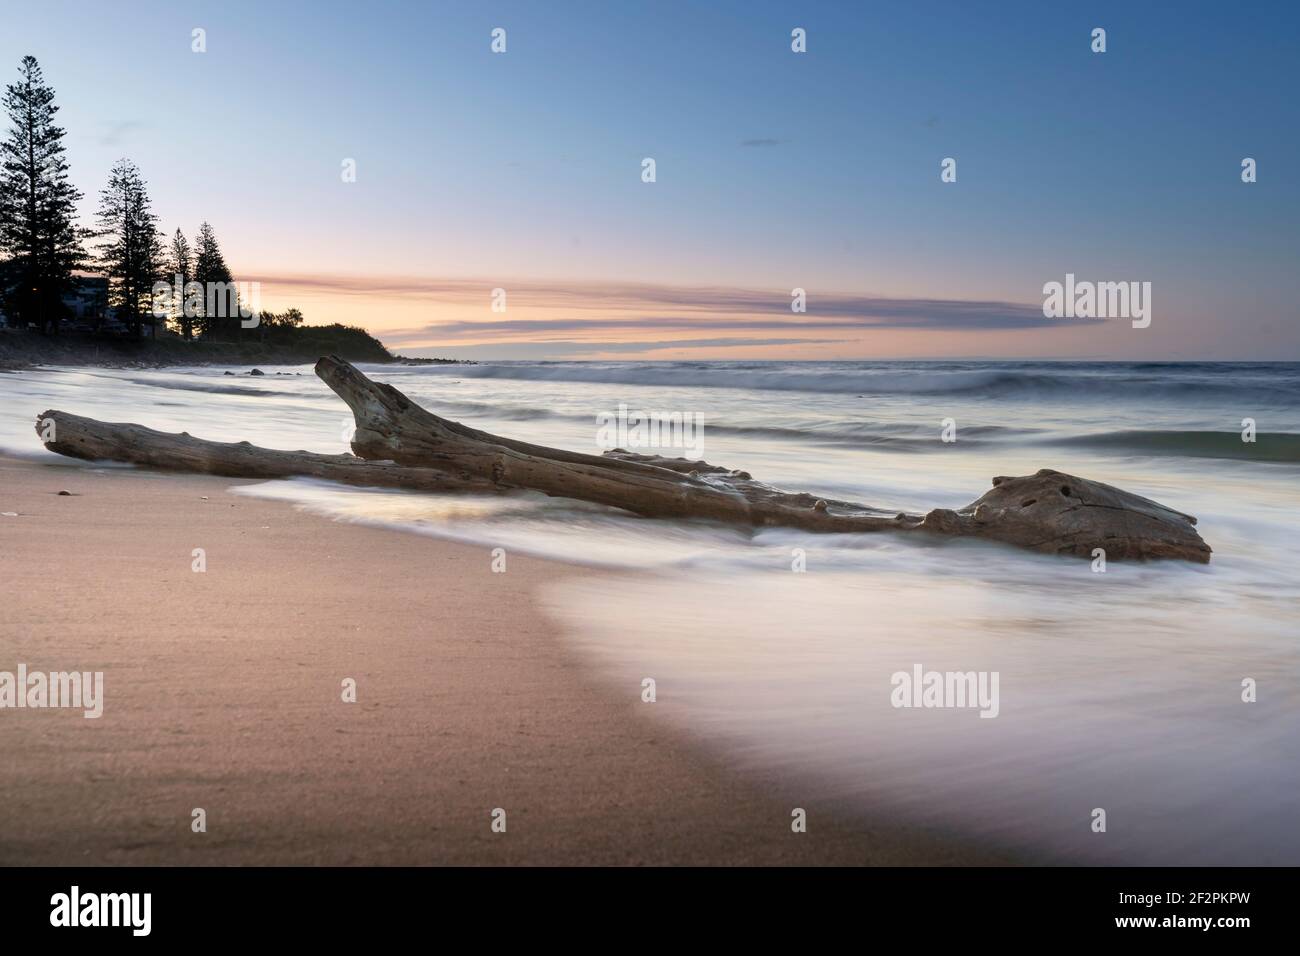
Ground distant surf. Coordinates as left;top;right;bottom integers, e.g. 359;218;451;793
1049;429;1300;462
394;359;1300;404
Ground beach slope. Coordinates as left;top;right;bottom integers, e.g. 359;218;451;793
0;456;1003;865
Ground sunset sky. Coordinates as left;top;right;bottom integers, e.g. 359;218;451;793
4;0;1296;359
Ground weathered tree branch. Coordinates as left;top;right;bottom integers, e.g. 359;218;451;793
33;357;1212;563
35;410;498;495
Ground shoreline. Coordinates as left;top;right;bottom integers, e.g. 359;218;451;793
0;328;469;373
0;455;1013;865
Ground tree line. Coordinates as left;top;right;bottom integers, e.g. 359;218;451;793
0;55;301;340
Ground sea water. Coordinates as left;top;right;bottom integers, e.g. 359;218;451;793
3;360;1297;863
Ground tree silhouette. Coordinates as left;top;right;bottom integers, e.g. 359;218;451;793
165;227;194;338
0;56;86;334
192;221;238;339
95;158;163;338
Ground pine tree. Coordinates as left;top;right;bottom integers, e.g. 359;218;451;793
95;159;163;338
191;221;238;339
164;227;193;338
0;56;86;334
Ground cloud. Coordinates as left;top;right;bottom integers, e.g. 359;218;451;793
246;273;1094;348
96;120;146;147
403;337;846;360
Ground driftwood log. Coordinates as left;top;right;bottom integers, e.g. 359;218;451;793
31;412;498;495
35;356;1212;563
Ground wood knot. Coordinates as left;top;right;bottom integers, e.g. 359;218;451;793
813;499;828;512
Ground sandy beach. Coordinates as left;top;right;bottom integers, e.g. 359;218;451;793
0;454;1006;865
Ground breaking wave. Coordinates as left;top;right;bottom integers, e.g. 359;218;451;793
400;360;1300;403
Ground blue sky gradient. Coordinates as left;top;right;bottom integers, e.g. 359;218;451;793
3;0;1296;358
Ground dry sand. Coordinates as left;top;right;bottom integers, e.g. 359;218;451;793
0;455;1007;865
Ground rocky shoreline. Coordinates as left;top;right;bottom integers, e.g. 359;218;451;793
0;328;466;371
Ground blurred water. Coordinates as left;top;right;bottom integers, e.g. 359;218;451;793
2;360;1297;863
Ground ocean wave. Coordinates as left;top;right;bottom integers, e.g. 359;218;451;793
404;361;1300;402
124;377;297;398
1050;430;1300;462
418;396;1022;447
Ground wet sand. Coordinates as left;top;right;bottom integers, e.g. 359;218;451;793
0;455;1007;865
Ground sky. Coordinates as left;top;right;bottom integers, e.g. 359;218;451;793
2;0;1297;360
